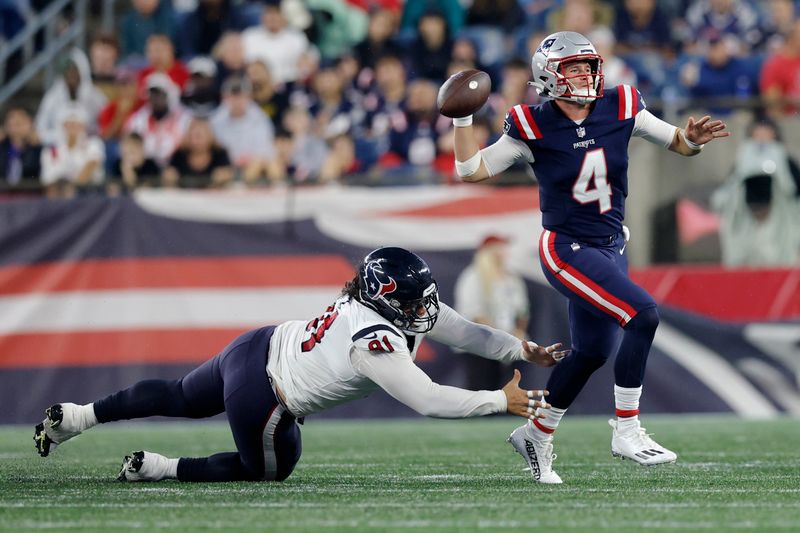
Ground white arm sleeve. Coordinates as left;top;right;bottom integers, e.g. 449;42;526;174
632;109;678;148
351;348;507;418
479;134;534;176
427;303;524;364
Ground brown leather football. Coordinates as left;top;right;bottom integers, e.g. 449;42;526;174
437;69;492;118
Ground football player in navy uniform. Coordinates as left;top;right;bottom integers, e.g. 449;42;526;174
34;247;566;482
450;31;730;483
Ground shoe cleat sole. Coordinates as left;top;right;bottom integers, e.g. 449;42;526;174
611;450;676;466
33;423;55;457
33;404;65;458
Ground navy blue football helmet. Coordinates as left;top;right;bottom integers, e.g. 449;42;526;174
357;247;440;333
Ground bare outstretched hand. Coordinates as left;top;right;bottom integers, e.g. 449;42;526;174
521;341;569;367
684;115;731;145
502;369;550;421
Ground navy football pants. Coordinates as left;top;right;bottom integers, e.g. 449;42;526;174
94;326;302;482
538;229;660;409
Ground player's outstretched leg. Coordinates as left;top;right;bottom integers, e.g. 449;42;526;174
33;376;222;458
34;403;99;457
34;333;236;458
506;351;597;485
508;299;619;483
610;306;677;465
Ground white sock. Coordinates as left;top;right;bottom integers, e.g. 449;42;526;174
166;458;179;479
76;403;99;432
143;452;179;480
614;385;642;431
528;406;567;439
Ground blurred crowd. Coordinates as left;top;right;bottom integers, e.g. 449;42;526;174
1;0;799;264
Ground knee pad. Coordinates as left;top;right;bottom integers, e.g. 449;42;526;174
627;306;659;333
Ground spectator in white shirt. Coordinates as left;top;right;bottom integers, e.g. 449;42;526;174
36;49;107;145
210;75;276;185
455;235;531;391
124;73;192;166
40;106;106;198
241;2;313;84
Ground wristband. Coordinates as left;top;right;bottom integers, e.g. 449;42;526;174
681;130;704;151
452;115;473;127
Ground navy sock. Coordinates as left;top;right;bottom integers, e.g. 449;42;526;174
93;379;189;423
614;306;659;388
177;453;259;482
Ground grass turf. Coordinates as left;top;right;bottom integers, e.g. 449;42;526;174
1;416;799;531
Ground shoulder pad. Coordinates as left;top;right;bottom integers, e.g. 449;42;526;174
615;84;647;120
503;104;543;141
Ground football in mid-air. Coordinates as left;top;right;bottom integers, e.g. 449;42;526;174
437;69;492;118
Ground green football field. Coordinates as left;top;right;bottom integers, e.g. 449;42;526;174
1;416;799;531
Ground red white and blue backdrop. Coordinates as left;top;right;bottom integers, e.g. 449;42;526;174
1;186;798;424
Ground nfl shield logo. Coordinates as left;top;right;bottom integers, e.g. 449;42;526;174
576;127;586;138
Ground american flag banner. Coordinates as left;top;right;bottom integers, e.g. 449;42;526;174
0;188;797;423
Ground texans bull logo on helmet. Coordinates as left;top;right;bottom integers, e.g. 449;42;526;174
363;260;397;300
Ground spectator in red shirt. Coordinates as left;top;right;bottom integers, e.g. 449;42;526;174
760;19;800;117
137;34;190;93
124;73;192;166
98;69;142;141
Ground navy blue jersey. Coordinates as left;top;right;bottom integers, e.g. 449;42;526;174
503;85;647;238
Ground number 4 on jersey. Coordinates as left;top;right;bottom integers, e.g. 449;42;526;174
572;148;612;213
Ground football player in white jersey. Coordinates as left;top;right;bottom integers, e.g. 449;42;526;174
35;247;567;482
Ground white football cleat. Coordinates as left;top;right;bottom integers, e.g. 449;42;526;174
118;450;173;482
507;424;563;484
609;418;677;466
34;403;85;457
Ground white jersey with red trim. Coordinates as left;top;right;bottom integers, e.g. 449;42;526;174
267;296;523;418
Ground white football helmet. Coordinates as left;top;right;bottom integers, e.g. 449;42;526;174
530;31;604;105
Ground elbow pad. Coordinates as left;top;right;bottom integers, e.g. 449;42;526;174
455;152;482;177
